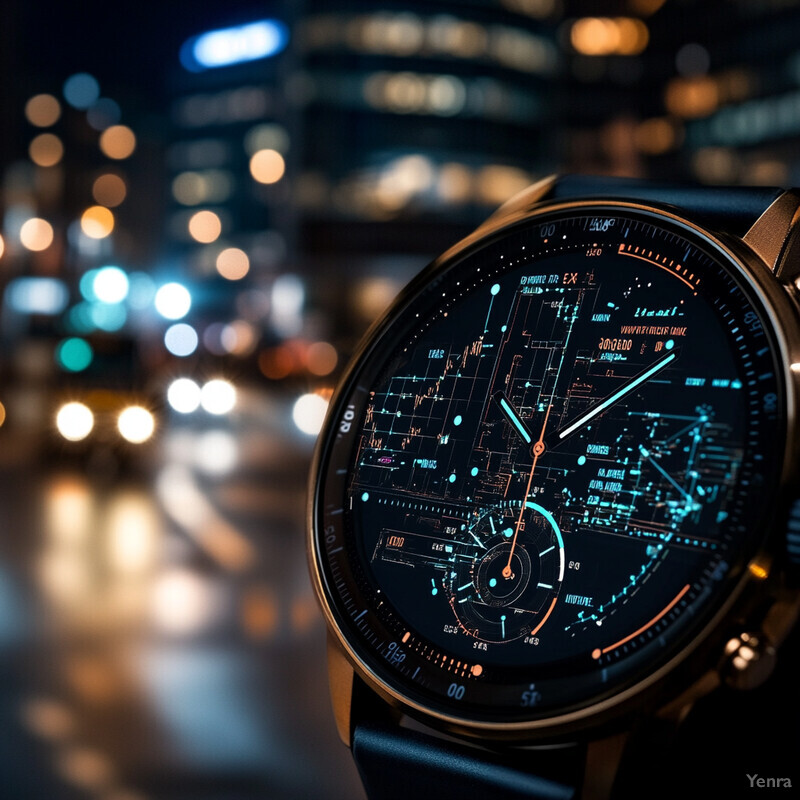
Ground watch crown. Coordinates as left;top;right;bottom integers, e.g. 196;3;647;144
722;631;777;690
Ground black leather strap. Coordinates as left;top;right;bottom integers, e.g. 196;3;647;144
353;720;578;800
547;175;783;237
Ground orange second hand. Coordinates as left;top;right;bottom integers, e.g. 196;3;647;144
505;404;552;575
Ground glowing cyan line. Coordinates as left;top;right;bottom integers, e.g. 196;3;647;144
497;395;532;444
526;501;565;581
558;351;677;439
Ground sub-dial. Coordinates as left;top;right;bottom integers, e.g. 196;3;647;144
445;501;565;644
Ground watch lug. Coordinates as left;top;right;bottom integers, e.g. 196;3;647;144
581;732;628;800
656;670;719;724
742;189;800;279
475;174;558;233
327;633;355;748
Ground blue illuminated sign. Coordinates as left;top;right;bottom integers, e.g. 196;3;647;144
180;20;289;72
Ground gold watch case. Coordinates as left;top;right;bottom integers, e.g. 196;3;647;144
307;176;800;750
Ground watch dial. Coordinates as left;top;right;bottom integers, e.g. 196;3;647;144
313;207;785;723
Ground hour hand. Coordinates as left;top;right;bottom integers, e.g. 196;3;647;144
493;392;534;446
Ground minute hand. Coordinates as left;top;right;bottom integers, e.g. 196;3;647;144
556;350;678;441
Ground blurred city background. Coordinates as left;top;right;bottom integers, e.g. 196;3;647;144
0;1;799;798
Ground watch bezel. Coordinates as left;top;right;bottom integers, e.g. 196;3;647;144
307;196;800;743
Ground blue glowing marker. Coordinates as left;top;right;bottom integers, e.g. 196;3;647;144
493;392;533;445
500;614;506;638
431;579;438;596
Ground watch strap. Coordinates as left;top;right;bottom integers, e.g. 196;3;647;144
352;719;578;800
548;175;783;237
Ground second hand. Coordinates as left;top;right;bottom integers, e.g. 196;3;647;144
503;403;552;579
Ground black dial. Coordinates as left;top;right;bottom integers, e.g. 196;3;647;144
312;206;786;724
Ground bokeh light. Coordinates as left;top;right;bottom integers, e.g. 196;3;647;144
86;97;121;131
200;379;237;415
194;430;238;475
56;338;93;372
188;209;222;243
172;170;233;205
56;402;94;442
0;234;5;259
80;206;115;239
150;568;219;635
167;378;201;413
127;272;156;310
249;148;285;184
216;247;250;280
7;277;68;314
154;282;192;320
90;302;127;331
258;346;296;380
20;217;54;251
244;123;289;155
307;341;339;376
29;133;64;167
220;320;257;356
164;323;199;356
117;406;155;444
92;266;129;303
99;125;136;160
570;17;649;56
92;173;127;207
79;269;100;301
25;93;61;127
0;401;5;428
292;393;329;436
63;73;100;109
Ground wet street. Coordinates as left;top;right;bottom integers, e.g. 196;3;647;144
0;387;366;800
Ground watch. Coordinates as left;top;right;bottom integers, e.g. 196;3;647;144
307;175;800;800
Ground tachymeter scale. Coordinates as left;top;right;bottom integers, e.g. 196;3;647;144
313;206;785;722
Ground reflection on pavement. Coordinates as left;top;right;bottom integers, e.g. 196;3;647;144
0;387;364;800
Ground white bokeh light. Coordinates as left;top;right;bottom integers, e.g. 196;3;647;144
150;568;220;635
164;323;199;357
56;402;94;441
292;393;329;436
167;378;201;413
92;266;129;303
154;282;192;320
117;406;155;443
194;430;238;475
200;379;237;415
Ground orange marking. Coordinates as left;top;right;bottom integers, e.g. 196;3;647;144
530;597;558;637
471;664;483;677
504;404;552;578
617;243;699;290
600;584;690;655
402;631;410;643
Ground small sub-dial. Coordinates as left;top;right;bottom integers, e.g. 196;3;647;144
446;501;565;644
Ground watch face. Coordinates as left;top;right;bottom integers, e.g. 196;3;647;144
312;204;787;726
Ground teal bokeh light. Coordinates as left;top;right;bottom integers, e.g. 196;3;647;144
56;337;93;372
